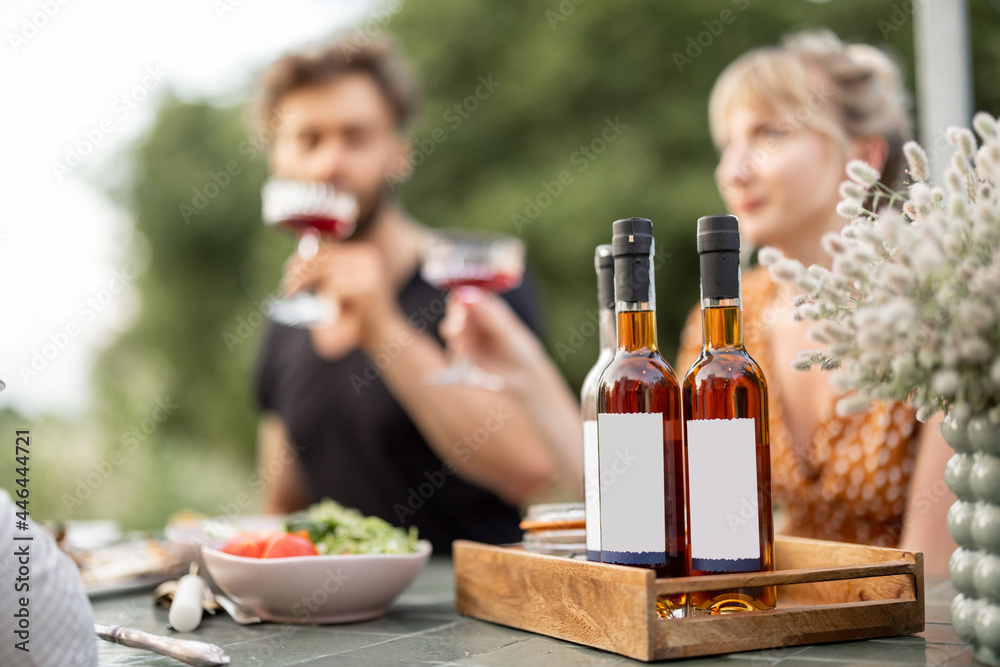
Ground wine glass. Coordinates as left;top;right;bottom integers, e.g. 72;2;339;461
261;178;358;328
421;230;525;390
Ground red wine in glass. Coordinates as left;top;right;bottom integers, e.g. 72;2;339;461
261;179;358;328
421;230;525;389
427;268;523;294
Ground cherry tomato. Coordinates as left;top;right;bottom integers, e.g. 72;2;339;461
221;532;273;558
260;532;319;558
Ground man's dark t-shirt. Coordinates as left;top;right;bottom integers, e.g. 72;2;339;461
255;269;541;555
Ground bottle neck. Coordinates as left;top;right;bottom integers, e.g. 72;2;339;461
701;296;744;350
613;249;657;352
598;306;617;354
617;308;658;352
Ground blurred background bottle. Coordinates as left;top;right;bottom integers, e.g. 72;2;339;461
580;244;615;562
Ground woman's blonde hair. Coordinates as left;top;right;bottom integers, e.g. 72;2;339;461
709;30;912;187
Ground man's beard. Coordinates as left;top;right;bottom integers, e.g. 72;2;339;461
349;184;391;240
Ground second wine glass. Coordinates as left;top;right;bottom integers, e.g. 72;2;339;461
421;230;525;390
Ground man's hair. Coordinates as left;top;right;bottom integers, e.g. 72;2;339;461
255;34;418;134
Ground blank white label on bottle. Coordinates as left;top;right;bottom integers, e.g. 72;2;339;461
597;412;665;564
583;420;601;558
687;418;761;571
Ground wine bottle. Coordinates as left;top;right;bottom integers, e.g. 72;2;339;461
682;214;776;614
597;218;688;617
581;244;615;562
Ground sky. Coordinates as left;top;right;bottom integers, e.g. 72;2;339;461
0;0;376;417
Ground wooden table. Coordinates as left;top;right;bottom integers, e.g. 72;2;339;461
91;558;972;666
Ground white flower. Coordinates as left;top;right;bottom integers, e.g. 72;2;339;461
976;144;999;182
851;245;877;265
949;196;967;219
973;111;997;140
910;183;933;206
839;181;866;202
820;357;841;371
946;167;965;194
846;159;880;188
791;349;822;371
931;369;961;396
959;337;992;362
821;232;849;256
958;301;993;332
773;115;1000;418
881;299;916;328
757;246;783;267
903;141;929;181
769;258;803;282
836;394;872;417
836;199;864;220
793;303;820;321
795;273;820;294
947;127;977;160
883;264;913;292
822;321;852;342
829;342;853;357
913;243;944;272
953;153;973;178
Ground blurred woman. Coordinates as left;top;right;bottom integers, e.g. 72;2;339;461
676;30;955;575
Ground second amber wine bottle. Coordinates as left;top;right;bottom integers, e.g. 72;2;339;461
598;218;688;597
682;214;775;614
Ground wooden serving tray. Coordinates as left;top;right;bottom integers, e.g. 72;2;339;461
454;536;924;662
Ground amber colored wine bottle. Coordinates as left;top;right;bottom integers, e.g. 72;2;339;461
682;214;776;614
580;244;616;562
597;218;688;617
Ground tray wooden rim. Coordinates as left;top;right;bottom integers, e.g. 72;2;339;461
454;535;925;662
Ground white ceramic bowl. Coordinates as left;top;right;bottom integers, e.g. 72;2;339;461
165;515;283;588
201;540;432;624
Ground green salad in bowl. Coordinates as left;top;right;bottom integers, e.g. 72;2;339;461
283;498;420;555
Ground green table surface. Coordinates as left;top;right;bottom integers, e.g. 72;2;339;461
92;558;973;667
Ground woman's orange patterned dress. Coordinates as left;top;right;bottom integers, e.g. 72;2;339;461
676;266;922;547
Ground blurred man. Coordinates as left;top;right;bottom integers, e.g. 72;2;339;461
253;36;558;553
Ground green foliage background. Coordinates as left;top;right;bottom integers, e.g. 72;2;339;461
5;0;997;529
